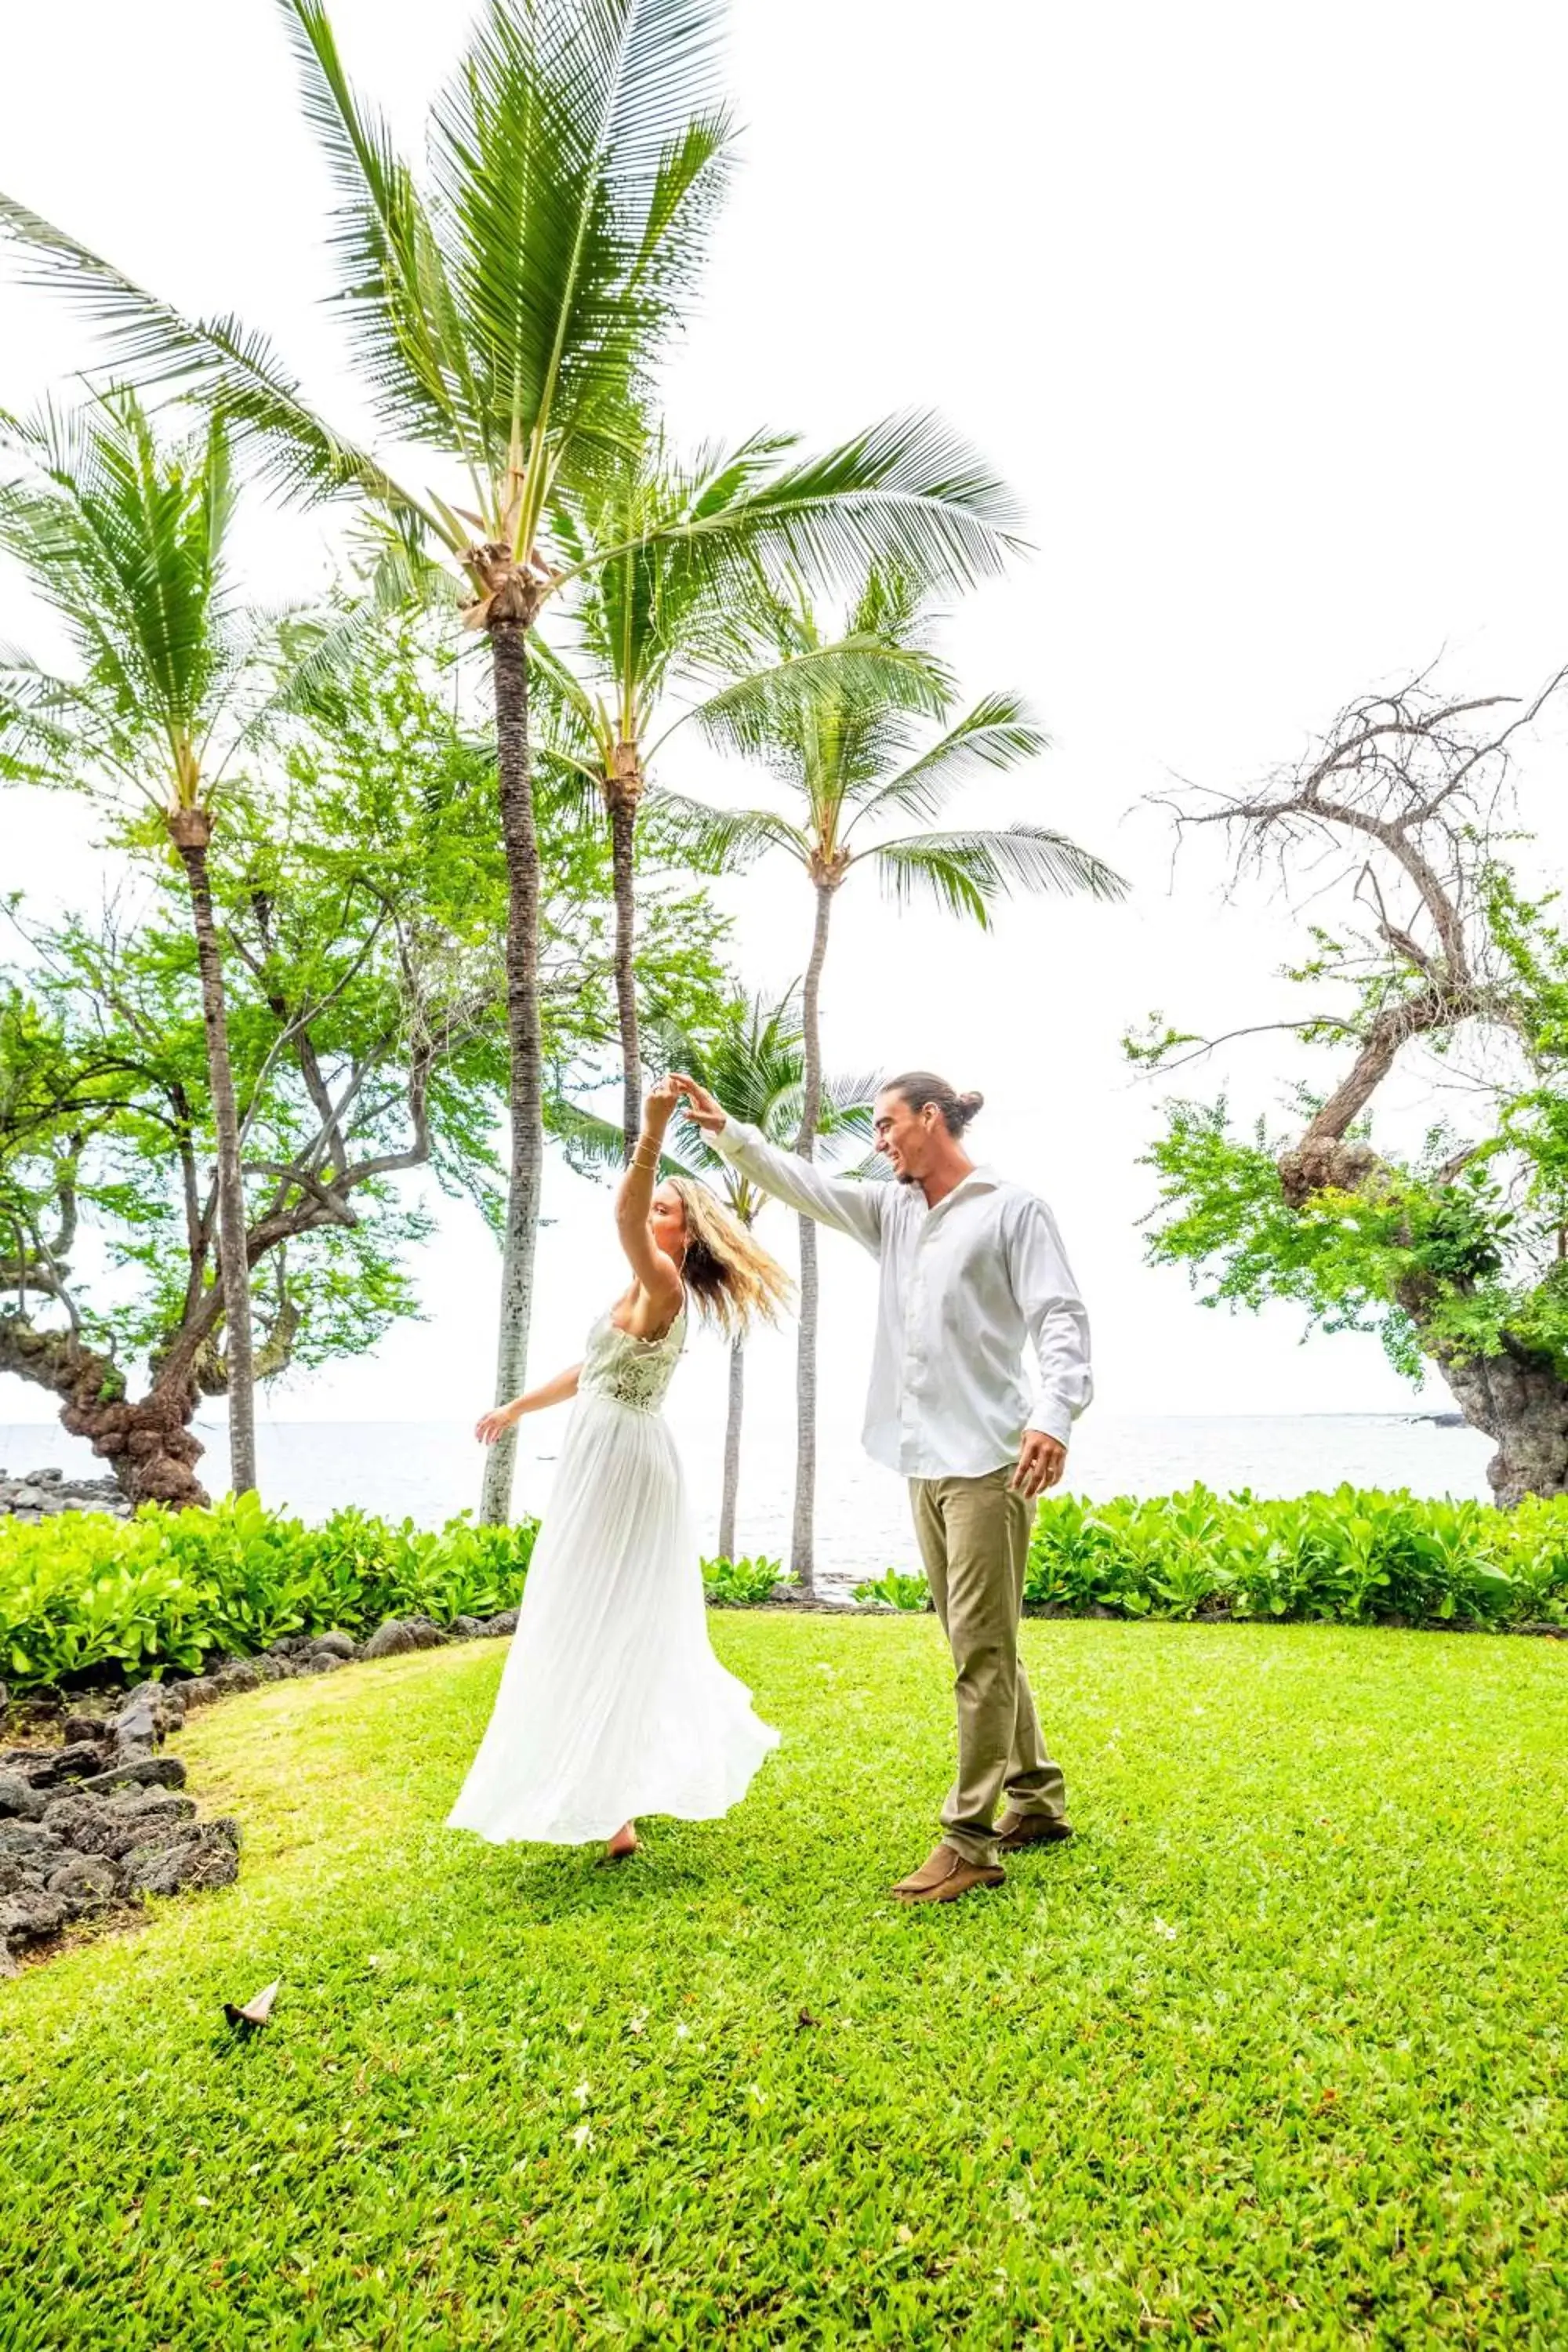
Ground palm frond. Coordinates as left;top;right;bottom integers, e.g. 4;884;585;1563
0;392;233;749
526;630;610;756
870;825;1130;922
279;0;488;467
220;592;405;753
430;0;732;514
684;636;949;767
547;1093;697;1180
0;191;436;531
818;1071;882;1128
601;410;1024;604
870;838;993;924
841;692;1048;833
641;789;806;871
0;653;97;781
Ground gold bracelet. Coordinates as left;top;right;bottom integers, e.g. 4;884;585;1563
631;1139;661;1168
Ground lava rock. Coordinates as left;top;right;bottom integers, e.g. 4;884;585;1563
60;1712;111;1748
29;1741;106;1789
303;1653;343;1675
0;1468;131;1523
0;1820;64;1867
0;1857;49;1896
42;1790;196;1862
106;1791;198;1835
0;1680;9;1715
361;1619;420;1661
448;1617;488;1642
267;1635;312;1660
0;1887;68;1942
0;1771;47;1823
481;1610;520;1639
47;1854;121;1914
212;1661;261;1697
75;1755;187;1798
125;1825;240;1899
108;1699;159;1753
115;1682;185;1737
309;1632;358;1662
177;1677;218;1711
38;1795;120;1857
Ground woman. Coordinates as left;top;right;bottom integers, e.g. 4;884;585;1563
447;1076;790;1861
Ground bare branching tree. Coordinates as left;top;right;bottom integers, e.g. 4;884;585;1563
1140;667;1568;1504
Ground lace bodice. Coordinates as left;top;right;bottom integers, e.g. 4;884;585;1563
578;1304;687;1414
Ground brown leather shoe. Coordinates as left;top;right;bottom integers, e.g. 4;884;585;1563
996;1810;1073;1852
891;1842;1007;1904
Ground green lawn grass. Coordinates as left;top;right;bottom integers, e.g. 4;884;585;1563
2;1619;1566;2347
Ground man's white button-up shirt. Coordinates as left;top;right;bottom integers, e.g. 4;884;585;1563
709;1118;1093;1480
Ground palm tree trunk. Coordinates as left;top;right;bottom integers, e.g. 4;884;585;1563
609;791;641;1159
790;881;835;1595
481;619;545;1526
719;1334;746;1562
169;811;256;1498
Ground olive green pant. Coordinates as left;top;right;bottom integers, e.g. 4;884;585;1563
909;1467;1067;1867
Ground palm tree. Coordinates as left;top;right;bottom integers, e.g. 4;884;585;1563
674;569;1131;1590
0;0;1022;1521
661;991;876;1559
542;431;949;1156
0;393;333;1496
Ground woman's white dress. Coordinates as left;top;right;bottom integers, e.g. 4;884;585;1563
446;1305;779;1846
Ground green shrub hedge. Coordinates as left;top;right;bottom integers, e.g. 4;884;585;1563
701;1555;790;1606
0;1497;539;1690
1025;1486;1568;1627
4;1484;1565;1695
836;1488;1568;1626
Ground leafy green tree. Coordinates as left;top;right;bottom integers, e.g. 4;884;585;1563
0;391;347;1496
0;0;1021;1520
1132;672;1568;1505
673;569;1128;1588
0;615;730;1502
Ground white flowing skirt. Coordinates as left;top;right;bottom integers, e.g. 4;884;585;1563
446;1391;779;1845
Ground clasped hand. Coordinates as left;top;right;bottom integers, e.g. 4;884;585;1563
666;1073;724;1133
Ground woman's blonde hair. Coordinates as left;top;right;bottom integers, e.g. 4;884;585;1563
667;1178;793;1338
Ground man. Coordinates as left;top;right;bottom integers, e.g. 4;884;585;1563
673;1067;1092;1905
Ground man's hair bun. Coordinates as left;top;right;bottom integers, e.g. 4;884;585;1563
884;1072;985;1136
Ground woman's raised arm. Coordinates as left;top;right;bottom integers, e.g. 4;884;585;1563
614;1078;686;1319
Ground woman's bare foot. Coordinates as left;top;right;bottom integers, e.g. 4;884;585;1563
604;1821;639;1861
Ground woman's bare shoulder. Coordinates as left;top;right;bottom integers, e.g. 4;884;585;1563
611;1267;683;1340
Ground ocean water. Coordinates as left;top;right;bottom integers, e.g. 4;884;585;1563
0;1411;1497;1595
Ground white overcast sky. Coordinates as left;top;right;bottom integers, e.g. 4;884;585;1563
3;0;1568;1457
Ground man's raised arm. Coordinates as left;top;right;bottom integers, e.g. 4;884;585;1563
673;1076;886;1254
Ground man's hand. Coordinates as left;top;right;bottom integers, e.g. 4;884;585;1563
670;1073;725;1134
1011;1429;1066;1500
